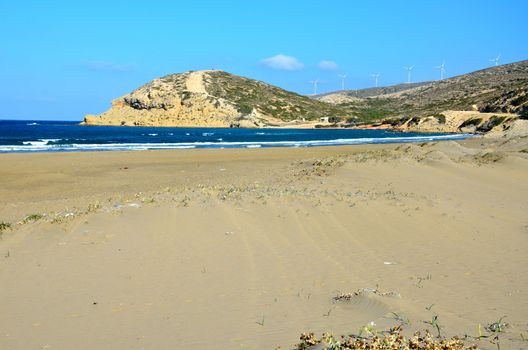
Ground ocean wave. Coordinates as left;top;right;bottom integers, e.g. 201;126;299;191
26;122;40;126
22;139;62;146
1;134;471;153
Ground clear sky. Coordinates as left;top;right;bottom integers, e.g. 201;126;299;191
1;0;526;120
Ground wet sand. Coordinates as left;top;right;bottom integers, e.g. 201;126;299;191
1;137;527;349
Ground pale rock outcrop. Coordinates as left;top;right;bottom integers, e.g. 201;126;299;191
84;71;240;127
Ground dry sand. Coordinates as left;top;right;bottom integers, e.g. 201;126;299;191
1;137;527;349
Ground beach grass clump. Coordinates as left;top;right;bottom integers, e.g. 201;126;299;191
294;328;478;350
86;202;101;213
0;221;12;239
23;214;43;224
0;221;11;231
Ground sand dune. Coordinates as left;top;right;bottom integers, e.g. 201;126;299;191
1;137;527;349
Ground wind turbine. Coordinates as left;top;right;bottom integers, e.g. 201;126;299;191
309;79;319;95
371;73;381;87
403;65;414;84
489;54;501;66
338;74;347;90
435;62;445;80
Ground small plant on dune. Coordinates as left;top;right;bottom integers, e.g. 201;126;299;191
415;274;432;288
424;315;442;338
520;332;528;342
86;202;100;213
465;317;509;349
0;221;11;231
359;321;378;337
323;307;333;317
486;316;508;334
23;214;43;224
486;316;508;350
321;333;341;350
0;221;12;239
390;312;412;326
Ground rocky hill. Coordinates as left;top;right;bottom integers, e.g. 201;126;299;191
84;70;346;127
316;60;528;121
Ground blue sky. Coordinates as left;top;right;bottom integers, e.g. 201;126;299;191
0;0;526;120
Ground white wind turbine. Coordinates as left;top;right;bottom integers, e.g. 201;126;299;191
371;73;381;87
309;79;319;95
489;54;501;66
403;65;415;84
435;62;445;80
338;74;348;90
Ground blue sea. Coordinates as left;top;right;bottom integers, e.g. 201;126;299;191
0;120;471;153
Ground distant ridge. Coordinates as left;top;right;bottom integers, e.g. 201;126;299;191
316;81;431;99
316;60;528;120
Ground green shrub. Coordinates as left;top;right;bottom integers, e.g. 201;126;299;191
0;222;11;231
459;118;482;129
23;214;43;224
512;94;528;107
432;113;446;124
237;104;253;114
477;116;507;132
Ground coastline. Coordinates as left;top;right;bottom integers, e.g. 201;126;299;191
0;120;473;153
1;137;527;349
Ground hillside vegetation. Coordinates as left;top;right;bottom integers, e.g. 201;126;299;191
317;60;528;122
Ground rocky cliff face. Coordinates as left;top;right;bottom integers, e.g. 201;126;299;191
84;70;345;127
384;110;521;134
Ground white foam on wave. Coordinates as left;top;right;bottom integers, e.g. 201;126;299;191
22;141;48;146
26;122;40;126
21;139;62;146
202;132;214;136
1;134;471;153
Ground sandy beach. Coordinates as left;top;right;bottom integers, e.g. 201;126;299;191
1;137;527;349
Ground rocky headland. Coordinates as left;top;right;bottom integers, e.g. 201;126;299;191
83;70;344;128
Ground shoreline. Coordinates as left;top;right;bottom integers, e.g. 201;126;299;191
0;123;473;153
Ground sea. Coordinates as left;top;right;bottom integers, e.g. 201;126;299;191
0;120;471;153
